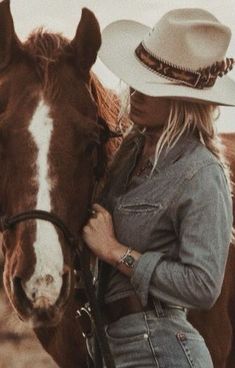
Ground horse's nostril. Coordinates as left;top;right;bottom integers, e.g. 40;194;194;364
12;276;33;312
13;276;27;300
45;274;54;285
12;276;23;291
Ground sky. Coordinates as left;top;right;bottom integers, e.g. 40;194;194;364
9;0;235;132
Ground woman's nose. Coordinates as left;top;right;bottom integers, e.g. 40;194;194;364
130;89;145;101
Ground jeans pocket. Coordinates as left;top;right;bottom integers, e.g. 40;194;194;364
176;331;213;368
105;313;148;343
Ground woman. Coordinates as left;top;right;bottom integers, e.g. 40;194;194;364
82;8;235;367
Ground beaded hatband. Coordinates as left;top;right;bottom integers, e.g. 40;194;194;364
135;42;234;89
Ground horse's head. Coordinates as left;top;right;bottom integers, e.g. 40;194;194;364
0;0;109;327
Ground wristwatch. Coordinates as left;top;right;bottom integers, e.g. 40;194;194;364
117;248;136;269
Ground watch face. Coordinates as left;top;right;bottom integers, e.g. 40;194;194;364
124;254;135;268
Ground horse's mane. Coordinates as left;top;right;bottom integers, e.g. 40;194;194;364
90;72;131;159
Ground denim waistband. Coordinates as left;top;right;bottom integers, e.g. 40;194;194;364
152;297;188;318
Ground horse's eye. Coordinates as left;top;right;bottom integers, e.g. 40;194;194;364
84;142;100;168
85;140;100;155
0;100;7;115
85;142;98;155
0;87;9;115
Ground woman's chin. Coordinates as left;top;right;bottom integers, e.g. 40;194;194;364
129;111;145;125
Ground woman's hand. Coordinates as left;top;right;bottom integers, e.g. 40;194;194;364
82;203;141;274
82;203;122;263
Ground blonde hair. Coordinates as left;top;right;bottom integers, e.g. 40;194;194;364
154;100;230;184
118;89;232;192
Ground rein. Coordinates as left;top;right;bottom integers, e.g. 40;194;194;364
0;120;122;368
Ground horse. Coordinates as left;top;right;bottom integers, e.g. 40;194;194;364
0;1;235;367
0;1;122;367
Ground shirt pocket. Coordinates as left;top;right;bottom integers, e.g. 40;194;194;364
113;199;164;250
117;200;163;214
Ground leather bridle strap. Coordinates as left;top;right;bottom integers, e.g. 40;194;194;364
0;197;115;368
77;237;116;368
0;210;77;248
0;207;116;368
0;120;121;368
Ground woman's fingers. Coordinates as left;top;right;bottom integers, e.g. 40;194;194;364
92;203;106;212
92;203;110;217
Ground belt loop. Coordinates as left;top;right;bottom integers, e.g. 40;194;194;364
152;297;166;318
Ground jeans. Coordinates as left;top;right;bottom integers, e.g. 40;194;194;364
87;300;213;368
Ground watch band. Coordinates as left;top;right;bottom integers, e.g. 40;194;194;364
116;247;136;269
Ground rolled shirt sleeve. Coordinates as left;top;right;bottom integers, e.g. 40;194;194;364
131;163;233;309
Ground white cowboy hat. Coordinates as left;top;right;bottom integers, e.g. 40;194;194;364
98;8;235;106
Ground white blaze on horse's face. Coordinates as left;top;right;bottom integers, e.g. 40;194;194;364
25;99;64;307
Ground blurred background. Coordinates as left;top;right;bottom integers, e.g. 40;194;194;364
0;1;235;367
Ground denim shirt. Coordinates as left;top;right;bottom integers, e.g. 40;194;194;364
99;128;233;310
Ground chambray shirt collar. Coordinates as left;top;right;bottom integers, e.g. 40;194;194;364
105;127;201;198
133;129;200;172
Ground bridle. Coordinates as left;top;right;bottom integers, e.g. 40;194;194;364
0;210;77;245
0;116;122;368
0;114;121;240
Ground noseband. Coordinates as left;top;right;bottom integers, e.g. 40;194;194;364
0;209;78;247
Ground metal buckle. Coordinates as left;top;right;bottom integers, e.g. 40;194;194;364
76;303;94;339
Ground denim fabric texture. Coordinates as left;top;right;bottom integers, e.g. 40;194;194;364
87;303;214;367
99;128;233;309
105;307;213;367
93;127;233;367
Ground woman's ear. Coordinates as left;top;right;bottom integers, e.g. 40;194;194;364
0;0;22;71
70;8;101;77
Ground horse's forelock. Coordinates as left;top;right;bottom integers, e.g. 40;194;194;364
25;29;69;63
24;30;69;89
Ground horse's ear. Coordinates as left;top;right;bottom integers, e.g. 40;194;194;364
71;8;101;77
0;0;21;70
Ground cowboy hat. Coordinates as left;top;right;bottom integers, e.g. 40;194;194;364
98;8;235;106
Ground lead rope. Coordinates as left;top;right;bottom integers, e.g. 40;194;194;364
77;240;115;368
77;178;116;368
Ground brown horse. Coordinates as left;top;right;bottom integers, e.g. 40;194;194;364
0;1;121;367
0;1;235;367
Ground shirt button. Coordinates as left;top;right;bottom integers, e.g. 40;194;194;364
176;332;187;341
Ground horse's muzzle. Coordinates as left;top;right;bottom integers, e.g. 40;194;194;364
11;268;72;327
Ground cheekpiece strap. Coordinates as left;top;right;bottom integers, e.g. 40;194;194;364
135;42;234;89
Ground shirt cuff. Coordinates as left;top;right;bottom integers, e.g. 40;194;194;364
130;251;163;306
